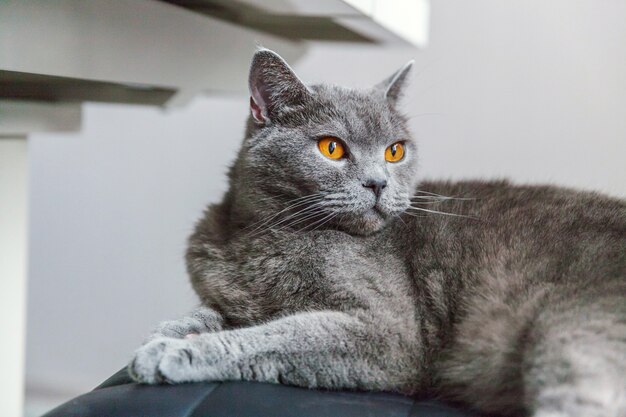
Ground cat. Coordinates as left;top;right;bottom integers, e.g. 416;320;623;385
129;48;626;417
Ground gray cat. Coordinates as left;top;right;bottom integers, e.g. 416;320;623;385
129;49;626;417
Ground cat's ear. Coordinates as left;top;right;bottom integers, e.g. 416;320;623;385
248;48;311;124
376;60;414;104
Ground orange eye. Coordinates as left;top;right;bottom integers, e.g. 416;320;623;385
385;142;405;162
318;137;345;160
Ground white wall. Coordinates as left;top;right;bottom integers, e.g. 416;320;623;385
295;1;626;196
25;98;245;412
25;0;626;414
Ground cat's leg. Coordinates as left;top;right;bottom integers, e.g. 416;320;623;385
129;310;421;391
440;286;626;417
146;305;224;341
524;300;626;417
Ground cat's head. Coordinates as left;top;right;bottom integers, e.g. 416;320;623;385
230;49;418;236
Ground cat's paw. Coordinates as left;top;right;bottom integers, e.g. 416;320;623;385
148;308;222;340
128;336;227;384
149;317;209;340
128;337;190;384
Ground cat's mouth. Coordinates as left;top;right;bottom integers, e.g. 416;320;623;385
352;206;387;235
330;200;397;235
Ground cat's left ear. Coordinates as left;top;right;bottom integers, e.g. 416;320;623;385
376;60;414;104
248;48;312;125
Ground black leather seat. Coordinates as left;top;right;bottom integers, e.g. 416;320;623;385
42;368;474;417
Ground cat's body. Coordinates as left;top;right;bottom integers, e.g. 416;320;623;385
130;49;626;417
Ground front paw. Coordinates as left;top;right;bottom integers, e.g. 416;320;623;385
128;336;227;384
129;337;189;384
148;309;222;341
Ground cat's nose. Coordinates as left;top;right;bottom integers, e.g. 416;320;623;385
362;179;387;199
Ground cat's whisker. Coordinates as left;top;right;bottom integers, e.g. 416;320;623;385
402;211;429;218
278;209;328;230
319;198;347;204
252;194;308;207
409;200;447;205
274;206;328;232
286;212;329;233
410;195;449;200
252;194;281;204
249;205;320;236
412;190;475;200
245;194;320;221
337;212;349;230
407;206;477;219
305;211;339;233
319;192;347;200
255;210;319;236
410;195;475;202
413;189;448;197
394;213;409;227
250;190;354;235
320;204;355;212
244;194;323;233
258;202;327;235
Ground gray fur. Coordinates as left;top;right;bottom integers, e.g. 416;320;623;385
129;49;626;417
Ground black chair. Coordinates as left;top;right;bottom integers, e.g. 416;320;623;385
42;367;474;417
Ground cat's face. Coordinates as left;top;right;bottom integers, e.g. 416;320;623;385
235;49;418;236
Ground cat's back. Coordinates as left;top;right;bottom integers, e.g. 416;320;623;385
418;179;625;225
394;179;625;286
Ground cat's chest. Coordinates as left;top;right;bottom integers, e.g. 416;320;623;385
225;230;412;322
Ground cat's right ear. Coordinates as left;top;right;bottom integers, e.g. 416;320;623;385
248;48;311;125
376;60;414;105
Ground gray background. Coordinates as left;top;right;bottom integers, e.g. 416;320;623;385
25;0;626;413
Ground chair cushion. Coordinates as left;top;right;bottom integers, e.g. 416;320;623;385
42;368;474;417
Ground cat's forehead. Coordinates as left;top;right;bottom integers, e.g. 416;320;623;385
304;84;405;145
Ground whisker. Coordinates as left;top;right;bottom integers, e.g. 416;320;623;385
410;195;475;201
337;212;349;230
413;189;448;197
252;203;324;236
409;200;447;205
252;194;280;204
413;190;475;200
305;211;339;232
290;211;330;232
402;212;429;218
410;195;449;200
250;192;313;205
244;194;322;233
394;213;409;227
274;206;327;232
261;201;330;232
407;206;477;219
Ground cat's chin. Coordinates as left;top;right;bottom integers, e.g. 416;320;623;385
341;210;387;236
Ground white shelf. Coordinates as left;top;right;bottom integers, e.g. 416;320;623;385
0;0;427;108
